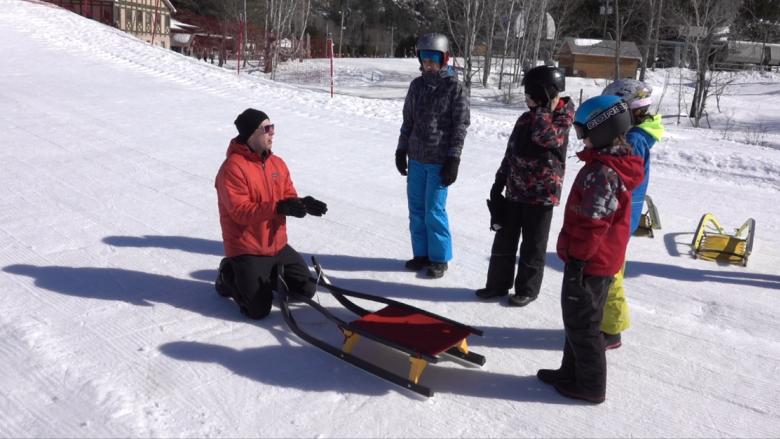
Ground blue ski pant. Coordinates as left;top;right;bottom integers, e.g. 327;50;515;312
407;159;453;263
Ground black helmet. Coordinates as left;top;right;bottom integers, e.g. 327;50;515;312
522;65;566;107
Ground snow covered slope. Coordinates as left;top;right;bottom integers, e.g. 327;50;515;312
1;0;779;436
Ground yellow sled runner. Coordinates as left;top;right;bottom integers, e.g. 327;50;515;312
692;213;755;267
633;195;662;238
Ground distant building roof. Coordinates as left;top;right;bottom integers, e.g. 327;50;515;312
171;33;195;48
171;18;198;32
563;38;642;60
725;41;765;64
160;0;176;14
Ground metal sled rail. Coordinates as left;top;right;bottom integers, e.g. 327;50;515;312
275;257;486;398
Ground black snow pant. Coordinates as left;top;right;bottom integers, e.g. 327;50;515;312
485;200;554;298
560;272;612;395
219;244;316;320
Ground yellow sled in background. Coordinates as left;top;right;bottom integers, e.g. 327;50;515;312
692;213;755;267
633;195;662;238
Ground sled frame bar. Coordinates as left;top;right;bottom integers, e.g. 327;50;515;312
691;213;755;267
276;268;435;397
276;258;487;398
633;195;662;238
310;256;486;365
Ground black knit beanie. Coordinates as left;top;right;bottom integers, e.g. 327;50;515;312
234;108;269;142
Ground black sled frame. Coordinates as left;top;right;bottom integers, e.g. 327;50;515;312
276;256;485;398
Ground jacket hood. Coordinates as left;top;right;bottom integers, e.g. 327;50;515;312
637;114;664;141
577;145;645;191
226;137;271;162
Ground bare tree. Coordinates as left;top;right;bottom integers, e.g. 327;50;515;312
547;0;587;59
669;0;743;127
651;0;663;71
607;0;644;80
530;0;549;67
481;0;501;87
497;0;518;91
709;69;738;112
638;0;661;80
442;0;486;90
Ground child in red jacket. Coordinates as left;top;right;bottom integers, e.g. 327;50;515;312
537;96;644;404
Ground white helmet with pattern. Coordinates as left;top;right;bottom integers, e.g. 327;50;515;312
601;78;653;112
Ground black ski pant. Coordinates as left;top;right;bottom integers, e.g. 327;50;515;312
220;244;316;320
560;272;612;395
485;200;554;297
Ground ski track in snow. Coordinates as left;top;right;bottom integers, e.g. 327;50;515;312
2;0;780;437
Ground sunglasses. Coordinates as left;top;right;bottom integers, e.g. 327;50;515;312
257;124;275;134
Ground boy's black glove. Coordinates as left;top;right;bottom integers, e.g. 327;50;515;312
562;256;589;301
486;179;506;231
277;198;307;218
301;196;328;216
439;156;460;187
395;150;408;176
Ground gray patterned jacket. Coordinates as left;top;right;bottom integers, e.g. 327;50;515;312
397;68;471;164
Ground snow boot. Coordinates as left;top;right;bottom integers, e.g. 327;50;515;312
215;258;234;298
475;288;509;299
536;368;576;385
405;256;430;271
602;332;622;350
426;262;448;278
553;380;605;404
508;294;537;307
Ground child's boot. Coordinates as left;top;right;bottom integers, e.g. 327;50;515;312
475;287;509;299
553;380;606;404
405;256;430;271
536;368;576;385
602;331;622;350
426;262;448;278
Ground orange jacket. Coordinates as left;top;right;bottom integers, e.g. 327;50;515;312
215;138;298;258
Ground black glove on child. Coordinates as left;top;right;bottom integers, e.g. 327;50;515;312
486;179;506;231
567;256;588;271
277;198;307;218
301;196;328;216
439;156;460;187
395;150;408;176
562;256;589;300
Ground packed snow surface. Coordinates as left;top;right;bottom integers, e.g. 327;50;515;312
1;0;779;437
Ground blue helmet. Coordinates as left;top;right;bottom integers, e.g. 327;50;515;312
573;95;632;148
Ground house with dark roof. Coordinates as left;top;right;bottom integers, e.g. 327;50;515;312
42;0;176;49
558;38;642;79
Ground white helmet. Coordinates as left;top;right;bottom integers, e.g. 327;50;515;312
601;79;653;112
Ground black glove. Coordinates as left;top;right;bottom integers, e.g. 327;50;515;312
395;150;408;176
277;198;307;218
486;179;506;231
566;256;588;272
439;156;460;187
301;196;328;216
562;256;588;299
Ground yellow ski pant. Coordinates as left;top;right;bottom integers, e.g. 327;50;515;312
601;258;631;335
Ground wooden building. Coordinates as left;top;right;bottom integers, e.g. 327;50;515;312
43;0;176;49
558;38;642;79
